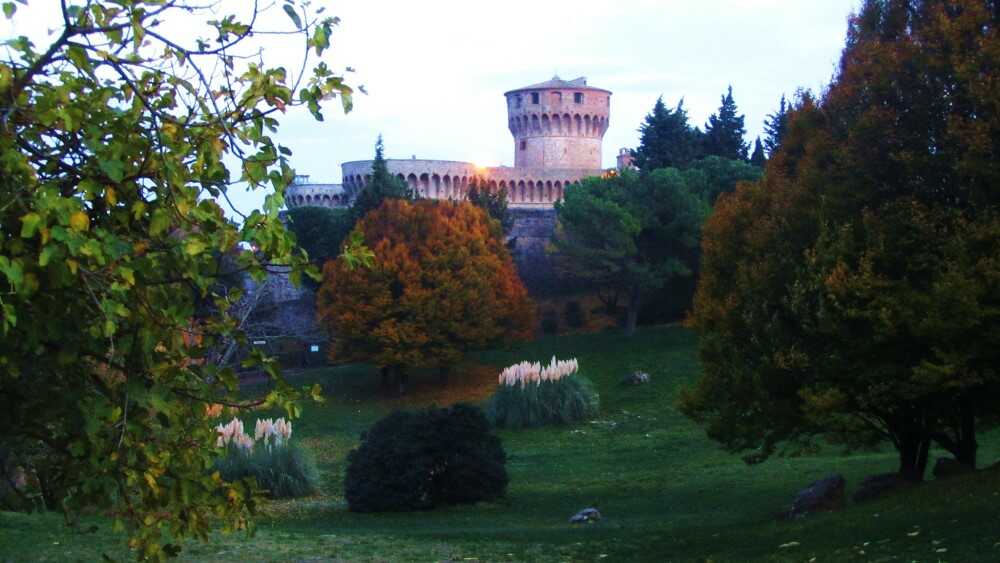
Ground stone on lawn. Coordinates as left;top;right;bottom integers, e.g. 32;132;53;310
782;474;845;520
852;473;913;503
622;371;650;385
932;457;974;480
569;507;602;524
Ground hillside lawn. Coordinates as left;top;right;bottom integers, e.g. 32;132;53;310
2;325;999;562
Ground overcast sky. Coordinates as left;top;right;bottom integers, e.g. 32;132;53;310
3;0;862;217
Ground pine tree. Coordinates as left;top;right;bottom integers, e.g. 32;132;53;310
750;137;766;166
763;94;789;157
632;97;702;172
703;86;749;161
351;135;413;223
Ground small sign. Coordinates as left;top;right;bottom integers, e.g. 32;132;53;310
310;345;320;353
252;340;266;346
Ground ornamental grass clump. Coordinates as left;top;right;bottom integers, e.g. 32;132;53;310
487;356;599;429
213;416;318;499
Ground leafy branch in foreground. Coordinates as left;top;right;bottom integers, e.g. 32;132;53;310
0;0;359;559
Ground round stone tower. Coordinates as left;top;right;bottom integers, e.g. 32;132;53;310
505;76;611;170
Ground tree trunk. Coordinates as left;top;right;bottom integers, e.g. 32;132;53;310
398;367;409;396
624;285;641;336
897;433;931;482
956;396;977;468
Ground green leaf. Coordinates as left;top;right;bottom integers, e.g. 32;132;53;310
184;239;207;256
282;4;302;29
2;3;15;19
20;212;42;238
149;208;170;236
99;159;125;182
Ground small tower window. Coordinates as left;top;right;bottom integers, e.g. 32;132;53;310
515;95;522;108
520;140;527;150
531;92;539;104
552;92;562;103
574;92;584;104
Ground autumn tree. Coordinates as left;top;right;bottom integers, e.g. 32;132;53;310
317;200;535;391
0;1;358;558
554;169;708;335
683;0;1000;481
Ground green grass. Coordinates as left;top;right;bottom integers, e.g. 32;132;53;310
3;325;1000;562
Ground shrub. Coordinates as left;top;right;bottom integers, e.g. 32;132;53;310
487;357;600;429
213;417;319;499
540;309;559;334
563;300;587;328
344;404;508;512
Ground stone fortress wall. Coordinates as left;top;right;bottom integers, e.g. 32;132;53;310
284;76;614;212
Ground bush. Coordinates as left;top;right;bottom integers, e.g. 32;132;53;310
487;357;600;429
563;300;587;328
345;404;508;512
540;309;559;334
213;417;319;499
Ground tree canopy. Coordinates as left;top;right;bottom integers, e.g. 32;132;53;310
683;0;1000;481
350;135;413;223
703;86;749;161
553;169;708;335
632;97;704;171
286;206;354;285
0;1;356;558
762;94;790;157
317;200;535;383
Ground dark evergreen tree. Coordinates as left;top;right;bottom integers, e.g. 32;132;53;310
350;135;413;223
750;137;766;166
632;97;702;171
703;86;749;161
467;179;512;232
762;94;790;157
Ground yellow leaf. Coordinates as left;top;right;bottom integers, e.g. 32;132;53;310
105;186;117;205
69;211;89;232
66;259;79;274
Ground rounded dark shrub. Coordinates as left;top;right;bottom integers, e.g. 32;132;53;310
344;404;508;512
563;300;587;328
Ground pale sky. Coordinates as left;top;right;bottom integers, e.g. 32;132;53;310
3;0;861;217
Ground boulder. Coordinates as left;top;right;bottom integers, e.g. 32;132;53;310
621;371;650;386
782;474;845;520
569;507;602;524
852;473;913;503
932;457;974;480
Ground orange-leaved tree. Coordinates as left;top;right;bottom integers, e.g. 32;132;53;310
317;200;535;389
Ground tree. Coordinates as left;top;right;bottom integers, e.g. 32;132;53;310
286;206;354;283
350;135;413;223
750;137;766;166
468;179;512;232
703;86;749;161
317;200;535;390
0;1;357;558
683;0;1000;481
632;97;703;171
554;169;708;335
762;94;790;157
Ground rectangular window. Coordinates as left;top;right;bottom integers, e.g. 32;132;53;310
520;140;527;150
552;92;562;104
515;95;522;108
531;92;539;104
574;92;584;104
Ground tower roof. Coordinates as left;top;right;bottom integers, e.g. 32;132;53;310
504;75;611;96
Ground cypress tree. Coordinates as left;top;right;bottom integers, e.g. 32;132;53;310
763;94;790;157
351;135;413;223
632;97;702;172
750;137;766;167
703;86;749;161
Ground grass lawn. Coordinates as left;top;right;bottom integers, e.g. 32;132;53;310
2;325;999;562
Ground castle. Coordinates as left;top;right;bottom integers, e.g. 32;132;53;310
285;76;619;209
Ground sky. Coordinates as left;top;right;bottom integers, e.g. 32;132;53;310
2;0;862;217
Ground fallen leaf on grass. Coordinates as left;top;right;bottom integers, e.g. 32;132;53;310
778;542;800;549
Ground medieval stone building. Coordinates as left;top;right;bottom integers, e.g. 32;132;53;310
285;76;615;210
